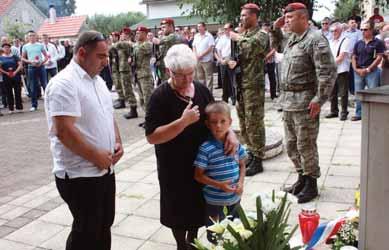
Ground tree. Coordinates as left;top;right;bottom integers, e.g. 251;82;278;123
333;0;360;22
177;0;317;25
87;12;146;36
2;17;32;39
61;0;77;16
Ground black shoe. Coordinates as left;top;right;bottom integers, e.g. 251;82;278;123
0;112;3;116
297;176;318;203
283;174;305;195
113;99;126;109
245;151;255;166
245;157;263;176
215;86;222;89
351;116;361;121
340;113;348;121
277;108;283;112
138;121;145;128
325;113;338;119
123;106;138;119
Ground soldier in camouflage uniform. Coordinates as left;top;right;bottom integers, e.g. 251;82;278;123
134;26;154;127
152;18;185;82
273;3;336;203
116;27;138;119
109;32;123;108
229;3;269;176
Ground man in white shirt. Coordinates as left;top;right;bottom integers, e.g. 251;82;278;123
326;22;351;121
214;23;236;104
193;22;215;93
320;17;333;41
42;34;58;80
45;31;123;250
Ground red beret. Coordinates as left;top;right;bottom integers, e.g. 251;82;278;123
242;3;260;11
121;27;131;35
160;18;174;26
284;2;307;14
137;26;150;33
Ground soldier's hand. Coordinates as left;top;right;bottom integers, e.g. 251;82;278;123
224;130;238;156
127;57;132;64
229;31;240;41
181;101;200;127
274;16;285;29
152;37;160;45
95;149;113;170
308;102;321;119
150;57;156;65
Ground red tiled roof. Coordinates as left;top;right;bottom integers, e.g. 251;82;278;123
0;0;15;16
37;15;87;38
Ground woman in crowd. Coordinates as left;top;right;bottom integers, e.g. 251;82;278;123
0;43;23;113
145;44;237;250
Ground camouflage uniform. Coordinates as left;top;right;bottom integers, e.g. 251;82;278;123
236;26;269;159
109;44;122;99
134;41;154;109
157;33;184;81
116;41;137;107
280;28;336;178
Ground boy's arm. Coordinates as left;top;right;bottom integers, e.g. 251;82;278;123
194;167;236;193
235;160;246;195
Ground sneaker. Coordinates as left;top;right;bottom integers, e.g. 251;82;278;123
29;107;37;112
8;110;14;114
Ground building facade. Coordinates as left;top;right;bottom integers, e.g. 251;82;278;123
0;0;46;37
141;0;192;19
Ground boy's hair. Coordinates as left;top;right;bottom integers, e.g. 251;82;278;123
205;101;231;119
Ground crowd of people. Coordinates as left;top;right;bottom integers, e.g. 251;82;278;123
1;2;388;250
0;32;73;115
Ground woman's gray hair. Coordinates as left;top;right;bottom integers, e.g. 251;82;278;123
164;44;197;72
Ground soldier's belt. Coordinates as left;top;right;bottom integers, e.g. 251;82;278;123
283;84;315;92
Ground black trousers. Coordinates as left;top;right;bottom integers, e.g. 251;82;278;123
220;64;236;104
329;72;349;115
56;172;116;250
265;62;277;99
3;77;22;111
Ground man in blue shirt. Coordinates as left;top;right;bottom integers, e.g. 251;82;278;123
22;30;48;111
351;20;385;121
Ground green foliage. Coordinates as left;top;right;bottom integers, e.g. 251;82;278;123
177;0;317;25
87;12;146;36
333;0;360;22
2;17;31;40
193;191;300;250
61;0;77;16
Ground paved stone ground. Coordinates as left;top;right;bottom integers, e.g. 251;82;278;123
0;88;361;250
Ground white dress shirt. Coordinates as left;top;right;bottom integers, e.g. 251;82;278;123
193;31;215;62
330;35;351;74
43;42;58;69
215;34;231;59
45;60;115;179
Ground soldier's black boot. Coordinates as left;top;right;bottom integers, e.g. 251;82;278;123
123;106;138;119
245;151;255;166
297;176;318;204
114;99;125;109
245;156;263;176
283;174;305;195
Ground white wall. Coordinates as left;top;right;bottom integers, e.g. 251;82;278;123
147;2;192;19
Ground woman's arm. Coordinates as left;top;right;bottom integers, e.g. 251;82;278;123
14;60;23;75
147;101;200;144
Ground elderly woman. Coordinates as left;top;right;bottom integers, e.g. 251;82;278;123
145;44;237;250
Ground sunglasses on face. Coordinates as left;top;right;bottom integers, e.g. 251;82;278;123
322;23;329;25
361;28;370;31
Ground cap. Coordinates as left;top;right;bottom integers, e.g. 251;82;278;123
136;26;150;33
160;18;174;26
284;2;307;14
241;3;260;11
1;43;11;48
121;27;131;35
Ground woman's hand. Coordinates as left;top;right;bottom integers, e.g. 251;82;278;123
180;101;200;127
224;130;239;156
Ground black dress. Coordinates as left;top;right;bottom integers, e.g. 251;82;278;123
145;81;213;229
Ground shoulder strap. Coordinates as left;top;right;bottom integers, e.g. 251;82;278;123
337;37;346;57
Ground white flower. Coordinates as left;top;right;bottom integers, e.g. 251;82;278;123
261;198;277;214
207;222;226;234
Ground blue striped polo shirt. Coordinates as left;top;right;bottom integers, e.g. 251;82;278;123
194;138;247;206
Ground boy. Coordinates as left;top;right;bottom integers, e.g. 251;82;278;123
194;101;246;243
